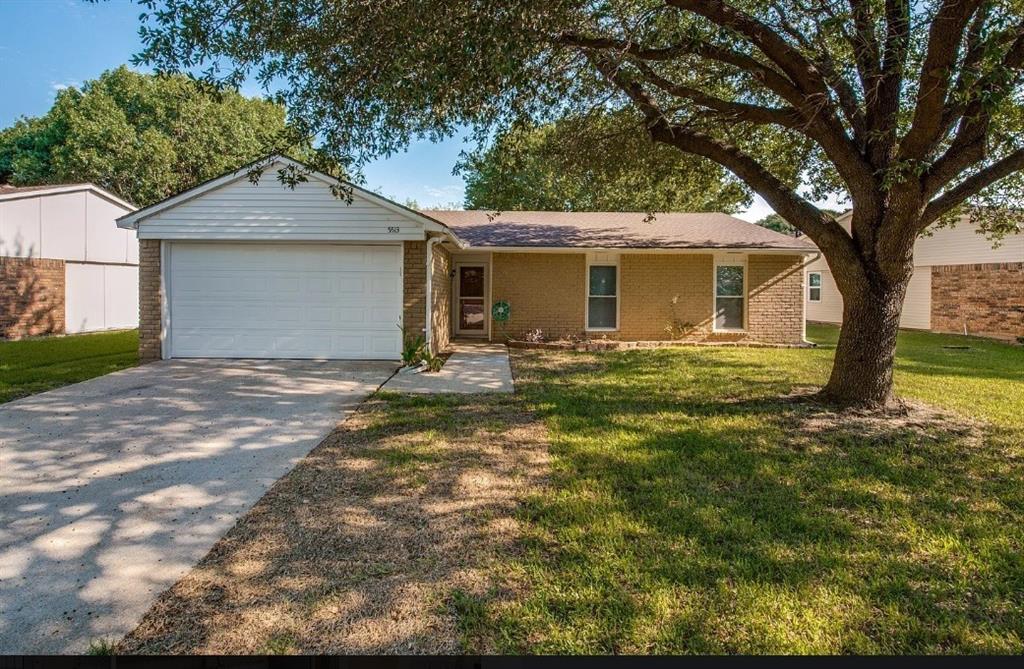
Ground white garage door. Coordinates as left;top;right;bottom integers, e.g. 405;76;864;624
168;242;402;359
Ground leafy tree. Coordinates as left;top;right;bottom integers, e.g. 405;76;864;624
757;209;842;236
134;0;1024;408
755;213;799;237
0;66;298;205
461;111;749;211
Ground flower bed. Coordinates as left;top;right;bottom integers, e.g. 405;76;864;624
507;338;815;351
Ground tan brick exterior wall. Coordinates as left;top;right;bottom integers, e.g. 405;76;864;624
931;262;1023;340
619;254;714;340
0;257;65;338
431;243;452;351
403;241;426;341
747;254;806;344
487;251;806;345
491;252;586;340
138;239;163;363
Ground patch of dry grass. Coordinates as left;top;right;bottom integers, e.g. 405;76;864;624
118;393;549;654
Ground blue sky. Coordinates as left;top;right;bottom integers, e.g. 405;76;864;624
0;0;777;217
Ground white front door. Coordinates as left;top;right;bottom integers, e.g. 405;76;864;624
455;264;487;336
167;242;402;359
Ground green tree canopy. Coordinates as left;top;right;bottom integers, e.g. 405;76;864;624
461;111;749;212
756;209;842;236
0;66;299;205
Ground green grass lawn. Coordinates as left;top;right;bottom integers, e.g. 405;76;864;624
0;329;139;403
451;325;1023;653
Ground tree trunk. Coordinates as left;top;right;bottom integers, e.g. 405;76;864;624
819;276;909;409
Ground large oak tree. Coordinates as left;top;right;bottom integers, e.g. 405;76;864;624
135;0;1024;407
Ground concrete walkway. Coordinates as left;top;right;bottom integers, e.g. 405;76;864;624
0;359;395;654
383;342;514;394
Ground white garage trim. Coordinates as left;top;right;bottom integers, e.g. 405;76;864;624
164;242;403;360
117;154;466;247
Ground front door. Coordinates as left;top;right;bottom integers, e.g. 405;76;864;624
456;264;486;336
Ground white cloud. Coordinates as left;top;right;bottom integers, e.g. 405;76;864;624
51;80;81;93
423;184;463;199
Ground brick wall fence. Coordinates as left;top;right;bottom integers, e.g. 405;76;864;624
138;240;163;362
0;257;65;338
931;262;1023;340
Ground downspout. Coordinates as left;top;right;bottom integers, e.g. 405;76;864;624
425;236;443;354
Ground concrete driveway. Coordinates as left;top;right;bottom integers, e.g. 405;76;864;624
0;359;395;654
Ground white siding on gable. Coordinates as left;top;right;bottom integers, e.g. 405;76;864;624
0;197;42;257
0;189;136;263
913;220;1024;266
139;166;426;241
41;193;88;261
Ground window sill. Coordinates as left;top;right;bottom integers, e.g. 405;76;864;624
586;327;619;333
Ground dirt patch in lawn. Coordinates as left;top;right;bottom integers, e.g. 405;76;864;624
118;394;550;654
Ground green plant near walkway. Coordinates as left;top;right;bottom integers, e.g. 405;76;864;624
0;330;138;403
399;326;426;367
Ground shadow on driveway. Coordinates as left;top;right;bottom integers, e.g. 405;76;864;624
0;358;395;653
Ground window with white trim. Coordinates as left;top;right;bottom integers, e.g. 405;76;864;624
808;272;822;302
587;265;618;330
714;263;745;330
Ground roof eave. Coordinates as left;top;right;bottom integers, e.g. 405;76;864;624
454;244;818;254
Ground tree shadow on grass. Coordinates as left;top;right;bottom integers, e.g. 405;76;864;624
496;349;1024;653
117;393;552;654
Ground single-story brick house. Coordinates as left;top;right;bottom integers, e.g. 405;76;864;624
116;156;816;362
805;211;1023;340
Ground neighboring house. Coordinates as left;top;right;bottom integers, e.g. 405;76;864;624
805;211;1023;340
116;155;816;362
0;184;138;338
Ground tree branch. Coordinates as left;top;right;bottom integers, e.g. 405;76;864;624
864;0;909;168
921;147;1024;225
554;31;805;105
589;53;860;268
847;0;881;89
661;0;877;203
898;0;984;160
922;29;1024;196
632;61;803;128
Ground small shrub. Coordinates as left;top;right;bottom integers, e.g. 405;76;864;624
399;324;426;366
422;349;445;372
524;328;545;343
86;639;116;656
1017;335;1024;345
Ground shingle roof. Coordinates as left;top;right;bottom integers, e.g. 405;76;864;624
420;210;816;251
0;183;91;195
0;183;136;210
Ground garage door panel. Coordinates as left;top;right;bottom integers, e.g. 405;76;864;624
169;243;402;359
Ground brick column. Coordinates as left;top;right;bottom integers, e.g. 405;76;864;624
403;241;426;339
138;239;163;362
